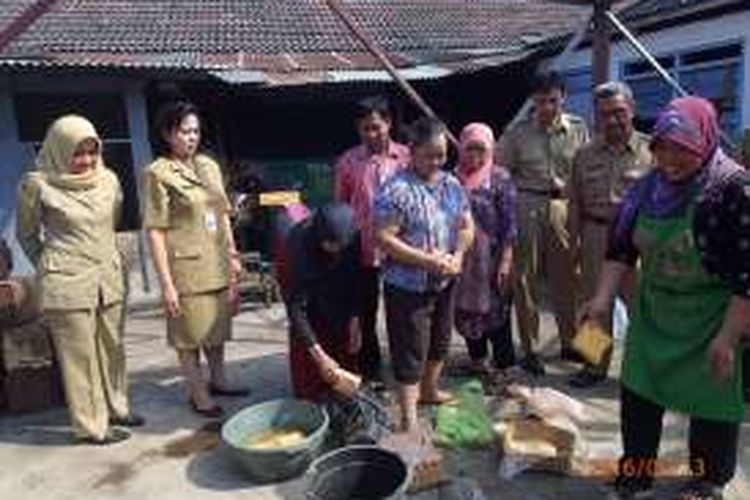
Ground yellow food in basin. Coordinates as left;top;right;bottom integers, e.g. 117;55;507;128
244;428;308;449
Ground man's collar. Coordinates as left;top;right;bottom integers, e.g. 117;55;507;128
596;130;640;153
360;140;398;158
533;113;570;134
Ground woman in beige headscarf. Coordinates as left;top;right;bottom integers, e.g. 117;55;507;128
143;101;247;418
16;115;142;445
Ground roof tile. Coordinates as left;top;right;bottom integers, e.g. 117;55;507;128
1;0;592;72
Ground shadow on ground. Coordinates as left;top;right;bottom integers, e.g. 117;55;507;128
0;352;292;446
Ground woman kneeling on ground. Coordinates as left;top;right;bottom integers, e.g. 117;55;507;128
276;202;364;402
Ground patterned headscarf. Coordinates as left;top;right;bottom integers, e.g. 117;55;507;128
612;97;741;242
457;123;495;191
651;97;719;163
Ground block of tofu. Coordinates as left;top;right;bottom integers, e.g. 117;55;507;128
572;321;613;366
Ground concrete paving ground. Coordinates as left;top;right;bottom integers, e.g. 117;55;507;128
1;302;749;500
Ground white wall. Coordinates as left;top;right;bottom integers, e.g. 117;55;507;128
557;9;750;130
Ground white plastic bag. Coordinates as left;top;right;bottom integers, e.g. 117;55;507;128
507;385;589;424
612;298;629;341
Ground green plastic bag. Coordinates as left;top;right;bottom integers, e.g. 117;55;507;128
434;380;495;449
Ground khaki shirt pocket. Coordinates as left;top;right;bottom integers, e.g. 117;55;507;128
172;249;202;260
40;252;101;309
581;167;610;208
169;241;230;294
170;248;218;294
41;252;97;275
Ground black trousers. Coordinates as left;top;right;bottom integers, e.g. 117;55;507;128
618;385;739;490
384;283;456;385
358;267;382;380
464;306;516;369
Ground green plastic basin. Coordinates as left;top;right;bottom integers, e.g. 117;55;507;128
221;399;329;483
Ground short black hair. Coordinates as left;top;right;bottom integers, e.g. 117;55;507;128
154;100;201;154
530;70;567;95
407;116;447;147
354;95;392;122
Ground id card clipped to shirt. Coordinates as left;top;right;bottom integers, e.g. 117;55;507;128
204;210;219;232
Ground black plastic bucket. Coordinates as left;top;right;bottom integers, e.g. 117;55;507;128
305;445;410;500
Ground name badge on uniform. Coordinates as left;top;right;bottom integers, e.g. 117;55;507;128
204;211;219;232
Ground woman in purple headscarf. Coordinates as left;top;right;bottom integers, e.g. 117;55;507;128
581;97;749;500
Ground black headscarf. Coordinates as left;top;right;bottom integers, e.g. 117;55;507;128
284;203;362;339
310;202;357;250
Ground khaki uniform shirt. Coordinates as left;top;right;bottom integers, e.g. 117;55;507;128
16;169;124;310
571;131;653;220
142;155;232;295
504;113;589;194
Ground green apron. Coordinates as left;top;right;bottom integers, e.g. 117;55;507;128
621;202;744;422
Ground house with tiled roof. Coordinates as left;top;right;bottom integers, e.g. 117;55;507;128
0;0;592;78
557;0;750;141
0;0;597;282
1;0;749;291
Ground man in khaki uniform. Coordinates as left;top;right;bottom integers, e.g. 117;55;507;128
504;71;589;375
16;115;141;444
568;81;653;387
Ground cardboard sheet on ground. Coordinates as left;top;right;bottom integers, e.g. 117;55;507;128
496;417;577;478
496;385;588;479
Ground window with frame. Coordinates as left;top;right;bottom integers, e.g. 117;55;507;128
13;93;141;230
622;43;743;141
563;69;594;126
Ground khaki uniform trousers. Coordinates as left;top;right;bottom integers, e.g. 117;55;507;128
581;220;613;375
514;193;577;356
47;301;129;440
580;220;638;375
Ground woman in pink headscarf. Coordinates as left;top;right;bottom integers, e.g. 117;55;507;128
454;123;517;374
582;97;750;499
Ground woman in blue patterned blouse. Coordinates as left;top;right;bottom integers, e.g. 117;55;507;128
375;117;475;434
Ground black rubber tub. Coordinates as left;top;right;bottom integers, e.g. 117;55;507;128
304;445;410;500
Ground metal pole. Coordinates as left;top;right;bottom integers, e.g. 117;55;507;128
604;10;689;96
605;10;736;150
592;0;612;86
323;0;459;146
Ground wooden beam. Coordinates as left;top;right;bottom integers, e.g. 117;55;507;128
0;0;57;53
592;0;612;87
323;0;458;146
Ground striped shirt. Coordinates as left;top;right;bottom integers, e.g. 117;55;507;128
334;142;409;267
